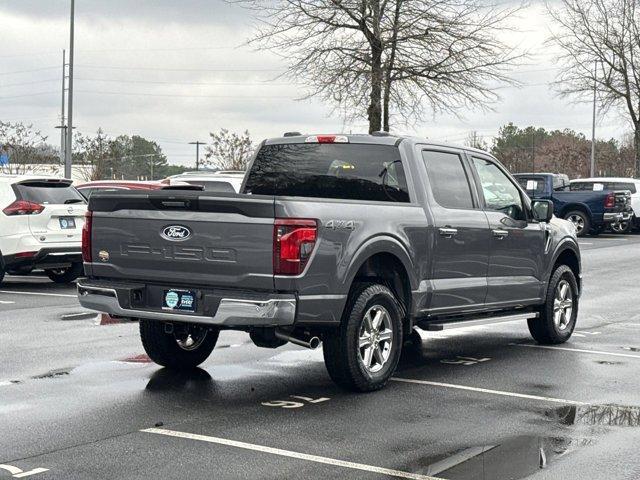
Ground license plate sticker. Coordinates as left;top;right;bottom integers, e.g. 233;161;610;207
163;290;197;312
59;217;76;229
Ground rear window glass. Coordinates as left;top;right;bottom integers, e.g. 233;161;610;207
244;144;410;202
516;176;546;195
569;181;637;192
15;182;85;205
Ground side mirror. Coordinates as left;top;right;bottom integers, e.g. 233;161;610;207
532;199;553;222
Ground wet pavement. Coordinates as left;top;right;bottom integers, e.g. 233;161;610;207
1;234;640;479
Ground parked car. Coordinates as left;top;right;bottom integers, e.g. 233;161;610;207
75;180;166;200
514;173;632;236
79;134;581;392
569;177;640;233
164;172;245;193
0;175;86;284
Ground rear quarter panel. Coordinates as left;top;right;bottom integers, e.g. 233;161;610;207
273;197;429;324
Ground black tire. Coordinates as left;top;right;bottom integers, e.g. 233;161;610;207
563;210;590;237
323;283;404;392
528;265;579;344
139;320;219;369
45;262;83;283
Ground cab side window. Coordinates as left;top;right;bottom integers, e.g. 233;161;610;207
472;157;525;221
422;150;474;209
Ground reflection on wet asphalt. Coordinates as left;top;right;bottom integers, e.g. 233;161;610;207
422;436;591;480
552;404;640;428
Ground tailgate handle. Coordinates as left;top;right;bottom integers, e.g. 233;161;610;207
161;201;189;208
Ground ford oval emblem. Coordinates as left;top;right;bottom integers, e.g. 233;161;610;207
161;225;192;241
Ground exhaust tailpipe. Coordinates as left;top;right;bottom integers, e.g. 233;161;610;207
274;330;321;350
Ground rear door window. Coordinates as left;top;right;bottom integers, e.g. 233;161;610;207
244;144;410;202
422;150;474;209
15;182;86;205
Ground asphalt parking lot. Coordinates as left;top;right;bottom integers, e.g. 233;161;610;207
1;234;640;480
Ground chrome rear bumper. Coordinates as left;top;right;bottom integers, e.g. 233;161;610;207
77;281;296;327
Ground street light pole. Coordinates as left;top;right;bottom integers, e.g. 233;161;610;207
590;60;598;178
189;141;205;171
59;49;66;164
64;0;75;179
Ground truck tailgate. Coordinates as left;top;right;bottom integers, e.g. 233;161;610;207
87;191;275;290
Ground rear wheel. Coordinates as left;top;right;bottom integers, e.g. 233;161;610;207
140;320;219;369
564;210;590;237
45;262;83;283
323;283;403;392
528;265;579;344
611;219;633;234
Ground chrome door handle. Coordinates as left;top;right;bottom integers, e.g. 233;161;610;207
439;227;458;238
492;229;509;239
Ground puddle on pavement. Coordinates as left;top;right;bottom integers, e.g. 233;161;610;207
416;403;640;479
549;404;640;427
416;435;591;480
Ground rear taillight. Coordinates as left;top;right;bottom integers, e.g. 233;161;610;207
273;218;318;275
2;200;44;216
82;211;93;263
604;193;615;209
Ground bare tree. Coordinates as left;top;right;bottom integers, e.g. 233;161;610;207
549;0;640;175
0;121;54;175
204;129;253;171
465;131;488;151
233;0;523;133
73;129;109;181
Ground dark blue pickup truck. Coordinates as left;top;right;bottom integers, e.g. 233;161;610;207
514;173;632;236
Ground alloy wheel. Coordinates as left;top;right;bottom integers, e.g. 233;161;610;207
553;279;573;331
358;305;394;373
174;326;208;351
567;214;585;234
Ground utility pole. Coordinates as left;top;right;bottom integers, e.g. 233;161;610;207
189;141;205;171
531;130;535;173
58;49;66;164
64;0;75;179
590;60;598;178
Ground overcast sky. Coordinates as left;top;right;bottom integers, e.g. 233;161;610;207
0;0;631;167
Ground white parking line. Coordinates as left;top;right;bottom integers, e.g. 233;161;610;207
511;343;640;359
391;378;588;405
142;428;443;480
0;290;77;298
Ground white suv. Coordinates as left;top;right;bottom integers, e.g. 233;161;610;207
0;175;87;284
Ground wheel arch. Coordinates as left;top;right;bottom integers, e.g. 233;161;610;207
547;242;581;296
559;203;591;219
344;237;417;335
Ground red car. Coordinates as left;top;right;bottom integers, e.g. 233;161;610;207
75;180;165;200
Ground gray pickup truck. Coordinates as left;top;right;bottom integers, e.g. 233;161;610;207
78;133;581;392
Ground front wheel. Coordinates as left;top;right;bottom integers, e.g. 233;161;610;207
140;320;219;369
45;262;83;283
528;265;579;344
323;283;403;392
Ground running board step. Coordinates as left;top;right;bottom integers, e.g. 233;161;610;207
420;312;539;331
